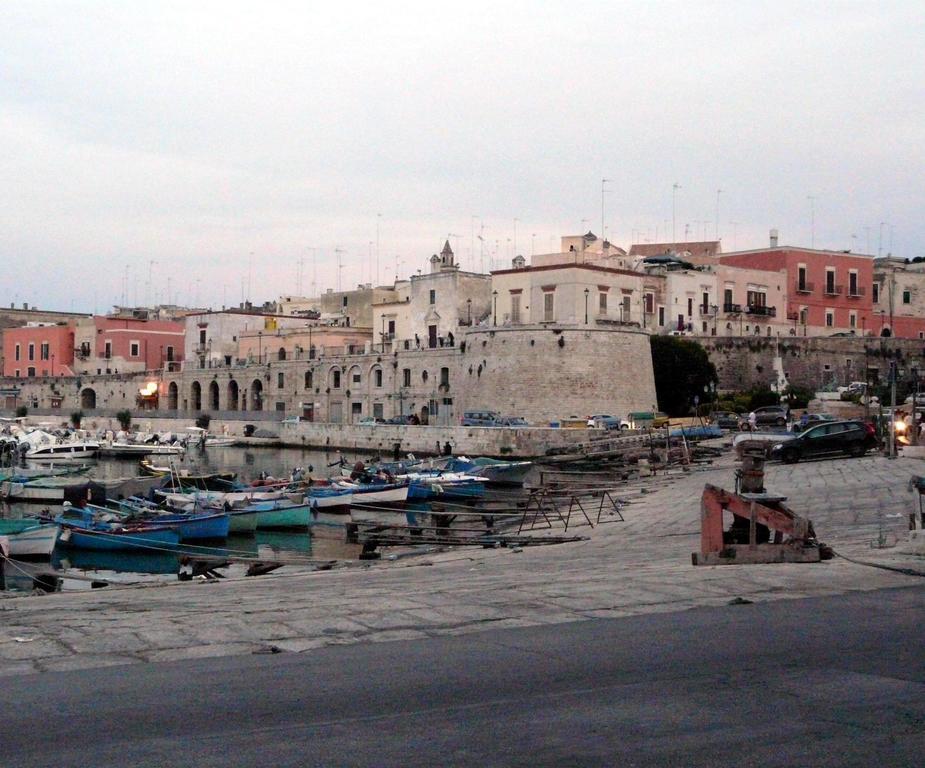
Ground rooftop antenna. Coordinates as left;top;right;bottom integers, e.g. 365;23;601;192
297;255;305;295
513;218;519;256
311;247;318;297
715;189;723;240
601;178;611;241
335;247;345;292
376;213;382;287
672;183;681;241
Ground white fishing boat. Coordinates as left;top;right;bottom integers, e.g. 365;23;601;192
0;520;59;558
99;441;186;458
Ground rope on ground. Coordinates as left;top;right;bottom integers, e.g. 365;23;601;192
833;549;925;578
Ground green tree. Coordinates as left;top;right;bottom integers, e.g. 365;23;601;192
116;409;132;431
649;336;718;416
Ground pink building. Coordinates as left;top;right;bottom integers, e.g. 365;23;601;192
72;316;185;375
719;247;874;334
2;324;75;378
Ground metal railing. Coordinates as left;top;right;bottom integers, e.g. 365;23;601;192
795;281;814;294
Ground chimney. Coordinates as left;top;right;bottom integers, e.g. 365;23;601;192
770;229;779;248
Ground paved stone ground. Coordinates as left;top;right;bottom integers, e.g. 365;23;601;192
2;452;924;676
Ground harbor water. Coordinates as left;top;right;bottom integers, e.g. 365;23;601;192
1;444;379;592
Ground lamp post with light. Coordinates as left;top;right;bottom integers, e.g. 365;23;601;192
584;288;589;324
492;291;498;326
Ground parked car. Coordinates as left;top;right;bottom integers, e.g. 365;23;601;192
386;414;418;425
770;420;878;463
627;411;670;429
461;410;502;426
748;405;788;427
499;416;529;427
587;414;629;430
710;411;742;430
357;417;386;426
798;412;836;429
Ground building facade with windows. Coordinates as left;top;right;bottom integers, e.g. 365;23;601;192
872;257;925;338
718;246;874;336
371;241;491;351
71;316;185;375
490;262;662;329
1;323;75;378
712;263;789;337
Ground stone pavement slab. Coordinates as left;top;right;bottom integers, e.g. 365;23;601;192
3;453;925;675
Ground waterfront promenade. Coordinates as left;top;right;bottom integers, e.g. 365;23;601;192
2;452;924;675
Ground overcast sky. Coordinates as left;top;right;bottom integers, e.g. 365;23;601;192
1;1;922;313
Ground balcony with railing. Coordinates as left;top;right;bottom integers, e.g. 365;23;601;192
795;281;814;294
745;304;776;317
824;283;843;296
723;302;742;314
847;285;866;298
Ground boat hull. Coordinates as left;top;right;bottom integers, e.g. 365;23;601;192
0;522;58;558
57;525;180;552
253;503;313;529
228;510;258;534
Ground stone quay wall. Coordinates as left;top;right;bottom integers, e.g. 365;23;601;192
698;336;925;392
0;324;659;431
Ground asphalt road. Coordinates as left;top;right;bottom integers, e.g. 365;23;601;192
3;585;925;767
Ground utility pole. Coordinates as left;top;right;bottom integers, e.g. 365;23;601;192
889;358;897;459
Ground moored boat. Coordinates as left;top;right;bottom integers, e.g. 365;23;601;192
55;507;180;552
0;519;58;558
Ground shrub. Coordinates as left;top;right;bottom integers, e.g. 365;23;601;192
115;409;132;431
14;405;28;418
70;411;83;428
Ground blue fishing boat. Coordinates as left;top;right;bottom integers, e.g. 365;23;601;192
442;457;533;486
403;473;485;501
105;500;230;540
55;507;180;552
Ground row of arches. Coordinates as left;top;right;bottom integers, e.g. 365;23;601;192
165;378;261;411
163;360;440;413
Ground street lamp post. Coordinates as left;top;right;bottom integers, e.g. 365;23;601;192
381;316;386;352
710;304;719;336
912;366;919;445
466;298;471;325
584;288;589;324
257;331;263;364
492;291;498;326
